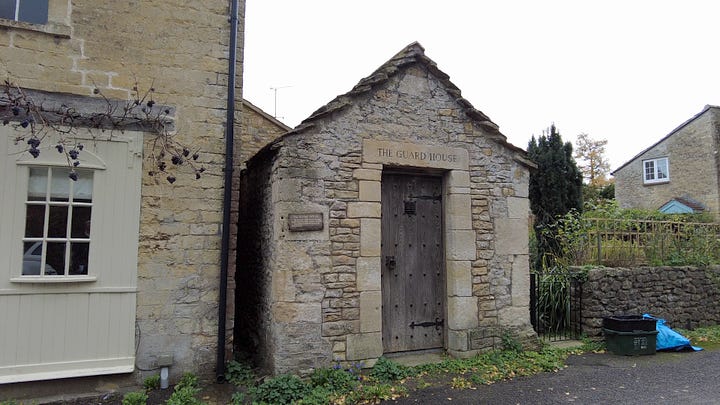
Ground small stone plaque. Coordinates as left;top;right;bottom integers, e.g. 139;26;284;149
288;213;324;232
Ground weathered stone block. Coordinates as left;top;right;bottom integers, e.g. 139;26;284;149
494;219;529;255
360;291;382;333
360;218;381;256
447;169;471;188
357;256;381;291
346;332;383;360
273;302;322;324
446;193;472;230
353;168;382;181
347;202;381;218
447;296;478;329
511;254;530;307
359;180;381;202
446;230;477;261
446;260;472;297
507;197;529;220
447;330;468;351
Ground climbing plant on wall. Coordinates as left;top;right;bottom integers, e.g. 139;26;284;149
1;80;205;183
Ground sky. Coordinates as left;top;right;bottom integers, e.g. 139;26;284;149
242;1;720;171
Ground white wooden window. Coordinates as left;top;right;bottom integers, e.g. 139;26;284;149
1;128;143;383
23;167;93;277
0;0;48;24
643;157;669;184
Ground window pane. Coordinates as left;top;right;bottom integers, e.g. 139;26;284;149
22;241;43;275
28;167;48;200
657;159;668;179
50;168;72;202
644;161;654;180
45;242;66;275
71;206;92;238
24;204;45;237
73;170;93;201
48;205;68;238
70;242;89;275
17;0;48;24
0;0;16;20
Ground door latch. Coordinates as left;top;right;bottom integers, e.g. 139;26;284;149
385;256;396;271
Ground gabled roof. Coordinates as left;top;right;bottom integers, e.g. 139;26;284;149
251;42;533;167
611;105;720;175
242;98;292;132
659;196;706;213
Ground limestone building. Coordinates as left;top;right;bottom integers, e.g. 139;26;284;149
237;43;537;374
613;105;720;216
0;0;245;398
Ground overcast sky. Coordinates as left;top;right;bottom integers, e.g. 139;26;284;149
243;1;720;171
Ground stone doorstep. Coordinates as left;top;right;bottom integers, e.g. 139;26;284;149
383;349;447;367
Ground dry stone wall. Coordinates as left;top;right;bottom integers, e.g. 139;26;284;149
580;266;720;336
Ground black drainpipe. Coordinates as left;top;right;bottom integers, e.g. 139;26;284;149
217;0;239;383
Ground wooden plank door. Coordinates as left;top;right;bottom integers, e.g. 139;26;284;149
381;173;444;353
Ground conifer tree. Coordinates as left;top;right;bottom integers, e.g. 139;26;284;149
527;124;583;269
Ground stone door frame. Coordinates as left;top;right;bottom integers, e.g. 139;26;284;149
345;139;477;362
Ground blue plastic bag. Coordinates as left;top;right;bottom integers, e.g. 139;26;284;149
643;314;702;351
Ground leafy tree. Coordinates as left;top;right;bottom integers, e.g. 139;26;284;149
574;133;610;187
527;124;583;270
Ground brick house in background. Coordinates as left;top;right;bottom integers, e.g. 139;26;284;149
0;0;247;399
612;105;720;216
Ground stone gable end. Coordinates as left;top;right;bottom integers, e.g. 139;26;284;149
237;43;536;374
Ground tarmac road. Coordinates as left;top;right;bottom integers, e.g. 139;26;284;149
388;348;720;405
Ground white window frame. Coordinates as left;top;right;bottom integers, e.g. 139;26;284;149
643;157;669;184
0;0;48;25
0;0;70;37
22;166;94;279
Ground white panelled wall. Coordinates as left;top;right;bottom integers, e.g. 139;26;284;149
0;128;143;383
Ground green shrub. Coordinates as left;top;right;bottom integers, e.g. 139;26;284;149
501;332;523;353
143;374;161;390
166;385;203;405
369;357;411;383
166;372;204;405
309;365;359;393
230;391;245;405
294;386;334;405
248;374;311;405
225;360;255;386
122;391;148;405
0;400;18;405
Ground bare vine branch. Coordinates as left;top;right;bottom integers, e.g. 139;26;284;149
1;79;205;183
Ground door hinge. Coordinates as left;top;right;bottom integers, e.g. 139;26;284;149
409;318;444;330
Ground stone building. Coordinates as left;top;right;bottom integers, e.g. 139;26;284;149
0;0;245;398
612;105;720;216
240;98;291;164
237;43;537;375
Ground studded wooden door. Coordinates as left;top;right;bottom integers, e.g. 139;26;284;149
381;173;444;353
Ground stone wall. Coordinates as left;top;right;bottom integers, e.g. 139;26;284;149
240;99;290;164
0;0;245;387
240;44;536;375
580;266;720;336
614;106;720;215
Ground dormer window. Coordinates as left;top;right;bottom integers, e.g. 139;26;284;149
643;157;669;184
0;0;49;25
